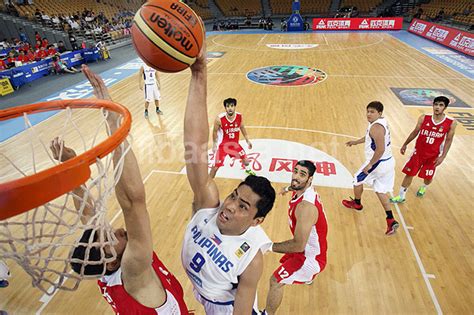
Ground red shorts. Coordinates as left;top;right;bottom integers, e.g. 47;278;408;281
402;152;437;180
214;142;247;167
273;253;323;285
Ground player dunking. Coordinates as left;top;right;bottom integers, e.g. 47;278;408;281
263;160;328;315
210;98;255;178
139;63;163;118
182;41;276;314
342;101;399;235
57;65;189;314
390;96;457;202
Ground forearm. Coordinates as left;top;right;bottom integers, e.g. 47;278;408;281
355;136;365;144
272;239;304;253
368;149;384;165
184;69;208;161
403;131;418;146
240;127;250;142
440;139;453;158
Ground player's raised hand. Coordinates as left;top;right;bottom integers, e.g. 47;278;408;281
278;186;290;196
82;64;112;101
190;25;206;73
345;140;356;147
50;137;77;162
400;144;407;155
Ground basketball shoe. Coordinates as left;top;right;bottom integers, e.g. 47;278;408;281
416;186;426;197
0;280;8;288
156;108;163;115
385;218;399;235
389;195;406;203
144;109;148;118
342;198;363;210
245;169;256;176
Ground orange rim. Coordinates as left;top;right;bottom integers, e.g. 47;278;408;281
0;99;132;220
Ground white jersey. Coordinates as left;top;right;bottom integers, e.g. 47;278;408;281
143;64;157;85
181;207;272;303
364;117;392;161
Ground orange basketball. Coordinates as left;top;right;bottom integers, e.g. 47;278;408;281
131;0;204;73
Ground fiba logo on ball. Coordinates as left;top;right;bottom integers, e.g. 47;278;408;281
246;65;327;87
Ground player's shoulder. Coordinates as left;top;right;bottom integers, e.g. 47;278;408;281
218;112;226;119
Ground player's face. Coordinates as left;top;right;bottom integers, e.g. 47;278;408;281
105;228;128;259
291;165;311;190
433;101;447;115
366;108;382;123
218;185;263;235
225;104;236;116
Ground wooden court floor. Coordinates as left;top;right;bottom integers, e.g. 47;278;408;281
1;32;473;314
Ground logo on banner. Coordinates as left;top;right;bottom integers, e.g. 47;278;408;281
180;139;353;188
317;20;326;28
246;65;327;87
390;88;470;108
359;19;369;29
410;20;427;34
266;44;318;50
328;20;350;29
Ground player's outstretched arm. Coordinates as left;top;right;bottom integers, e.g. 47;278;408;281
50;137;94;225
240;119;252;149
233;251;263;315
184;41;219;212
401;114;424;154
83;65;154;276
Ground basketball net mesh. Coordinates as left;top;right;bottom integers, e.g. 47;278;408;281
0;106;131;295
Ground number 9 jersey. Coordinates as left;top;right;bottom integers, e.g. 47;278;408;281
181;207;272;304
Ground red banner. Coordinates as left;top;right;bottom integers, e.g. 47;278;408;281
408;19;474;56
312;17;403;31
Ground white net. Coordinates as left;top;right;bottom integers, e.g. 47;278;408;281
0;103;131;295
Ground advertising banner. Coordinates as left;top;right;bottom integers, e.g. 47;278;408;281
312;17;403;31
408;19;473;56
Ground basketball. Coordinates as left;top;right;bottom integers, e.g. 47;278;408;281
131;0;204;73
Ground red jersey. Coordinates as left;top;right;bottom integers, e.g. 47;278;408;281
47;48;57;56
36;50;47;59
0;59;6;70
26;52;36;62
98;252;189;314
288;188;328;269
16;55;29;63
415;114;453;158
217;112;242;145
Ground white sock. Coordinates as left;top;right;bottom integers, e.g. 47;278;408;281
399;187;407;199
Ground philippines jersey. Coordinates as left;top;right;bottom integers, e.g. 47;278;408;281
98;252;188;315
364;117;392;161
414;114;453;158
143;64;157;85
181;207;272;302
217;112;242;146
288;188;328;269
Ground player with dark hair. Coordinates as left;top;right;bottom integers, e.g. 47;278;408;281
342;101;399;235
52;65;189;314
182;41;276;315
210;97;255;178
262;160;328;315
390;96;457;202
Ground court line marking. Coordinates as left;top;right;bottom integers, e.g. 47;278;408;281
391;195;443;315
211;33;385;52
322;33;329;46
36;168;157;314
388;34;445;80
36;126;444;314
256;33;268;46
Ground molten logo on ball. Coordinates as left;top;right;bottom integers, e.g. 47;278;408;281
149;13;194;51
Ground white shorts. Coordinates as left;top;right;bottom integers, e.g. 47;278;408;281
144;84;160;102
193;289;260;315
0;260;10;280
353;157;395;193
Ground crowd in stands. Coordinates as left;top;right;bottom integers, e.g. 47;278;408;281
0;29;108;74
408;0;473;30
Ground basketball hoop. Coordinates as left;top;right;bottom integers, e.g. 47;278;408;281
0;99;132;294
